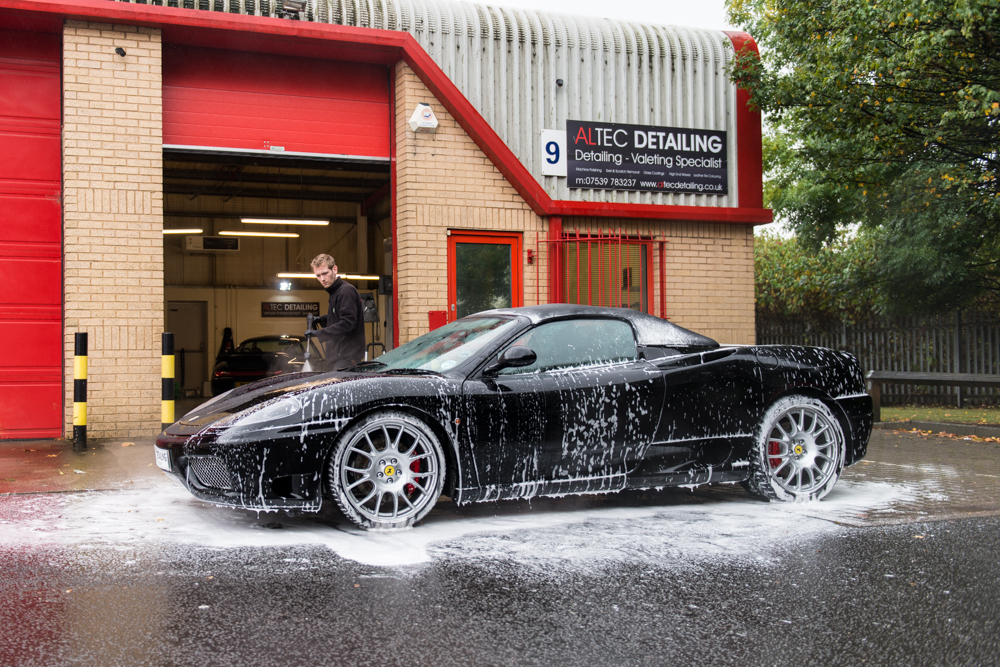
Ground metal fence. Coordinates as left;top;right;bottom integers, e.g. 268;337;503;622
757;309;1000;406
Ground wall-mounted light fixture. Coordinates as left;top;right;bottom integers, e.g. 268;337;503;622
115;47;126;58
277;272;380;281
241;218;329;226
278;281;293;291
162;228;203;234
220;231;299;238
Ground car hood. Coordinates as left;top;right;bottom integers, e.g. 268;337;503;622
177;371;350;431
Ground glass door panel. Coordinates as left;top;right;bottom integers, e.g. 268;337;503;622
456;242;512;318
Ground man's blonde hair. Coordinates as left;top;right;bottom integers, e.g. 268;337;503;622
311;253;336;270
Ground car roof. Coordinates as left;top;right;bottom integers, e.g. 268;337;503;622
480;304;719;349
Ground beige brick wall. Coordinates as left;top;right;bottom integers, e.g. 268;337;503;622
663;222;755;345
63;22;164;438
394;63;546;342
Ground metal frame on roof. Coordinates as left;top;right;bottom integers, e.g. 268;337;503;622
110;0;746;210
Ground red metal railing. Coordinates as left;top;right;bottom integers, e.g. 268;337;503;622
537;228;669;319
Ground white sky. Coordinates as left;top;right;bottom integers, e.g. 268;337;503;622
489;0;739;31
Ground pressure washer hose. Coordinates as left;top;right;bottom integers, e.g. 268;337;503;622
302;313;316;372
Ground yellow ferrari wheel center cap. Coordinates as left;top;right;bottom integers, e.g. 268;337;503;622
794;444;804;455
384;465;396;476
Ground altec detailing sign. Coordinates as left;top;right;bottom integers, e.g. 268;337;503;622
566;120;728;195
261;302;320;318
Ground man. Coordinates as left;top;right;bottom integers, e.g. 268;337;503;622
310;253;366;370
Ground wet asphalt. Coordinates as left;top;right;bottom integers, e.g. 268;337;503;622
2;428;1000;667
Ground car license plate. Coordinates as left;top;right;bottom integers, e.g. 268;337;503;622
155;446;172;472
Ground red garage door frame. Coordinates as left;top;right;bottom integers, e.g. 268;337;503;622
162;44;391;162
0;28;62;439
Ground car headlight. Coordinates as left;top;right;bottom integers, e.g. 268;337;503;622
233;396;303;427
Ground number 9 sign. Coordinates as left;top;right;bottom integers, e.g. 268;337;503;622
540;129;567;176
545;141;559;164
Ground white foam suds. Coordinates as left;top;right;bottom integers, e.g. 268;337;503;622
0;472;940;569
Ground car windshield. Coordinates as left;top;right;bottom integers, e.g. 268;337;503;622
363;316;521;372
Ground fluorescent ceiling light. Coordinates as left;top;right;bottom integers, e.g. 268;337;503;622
277;272;380;280
241;218;329;226
220;231;300;238
163;228;203;234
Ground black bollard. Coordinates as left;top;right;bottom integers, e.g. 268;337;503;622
73;332;87;451
162;333;175;432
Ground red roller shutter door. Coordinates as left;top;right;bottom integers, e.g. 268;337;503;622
163;45;390;158
0;29;62;439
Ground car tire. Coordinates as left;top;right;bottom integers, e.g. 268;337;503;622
326;411;446;530
743;395;845;502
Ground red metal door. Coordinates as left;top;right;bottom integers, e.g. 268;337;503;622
163;45;390;158
0;29;62;438
447;232;523;322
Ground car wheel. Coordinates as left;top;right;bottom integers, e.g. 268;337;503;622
326;411;446;530
744;395;845;502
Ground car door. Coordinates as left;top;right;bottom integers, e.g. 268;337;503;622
627;348;764;486
495;318;663;493
460;371;546;501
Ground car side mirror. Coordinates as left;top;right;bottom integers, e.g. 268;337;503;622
483;345;537;375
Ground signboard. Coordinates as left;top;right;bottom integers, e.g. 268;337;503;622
261;302;319;318
566;120;727;195
540;128;567;176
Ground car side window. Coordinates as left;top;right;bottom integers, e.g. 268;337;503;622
498;319;637;374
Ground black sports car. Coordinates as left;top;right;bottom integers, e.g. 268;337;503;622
211;334;324;395
156;305;873;531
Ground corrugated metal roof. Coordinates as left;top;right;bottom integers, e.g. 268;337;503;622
116;0;740;208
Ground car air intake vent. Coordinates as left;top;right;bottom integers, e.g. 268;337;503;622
189;456;233;489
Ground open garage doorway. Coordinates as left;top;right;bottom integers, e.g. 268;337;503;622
162;149;391;404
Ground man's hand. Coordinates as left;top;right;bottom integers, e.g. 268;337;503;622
305;313;321;337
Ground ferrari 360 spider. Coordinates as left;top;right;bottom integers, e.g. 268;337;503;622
155;305;873;530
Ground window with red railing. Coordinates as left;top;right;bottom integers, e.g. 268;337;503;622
562;237;651;312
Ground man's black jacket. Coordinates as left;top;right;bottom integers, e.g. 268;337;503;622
315;278;366;370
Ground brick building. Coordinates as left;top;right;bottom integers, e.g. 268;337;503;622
0;0;770;439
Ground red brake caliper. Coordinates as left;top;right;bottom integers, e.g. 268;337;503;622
768;440;782;469
405;460;421;495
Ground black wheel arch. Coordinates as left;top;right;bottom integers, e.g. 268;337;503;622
762;386;859;465
319;402;460;499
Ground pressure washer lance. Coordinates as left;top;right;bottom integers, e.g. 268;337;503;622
302;313;317;372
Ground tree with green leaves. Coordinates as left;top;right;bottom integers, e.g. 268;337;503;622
730;0;1000;315
755;230;879;328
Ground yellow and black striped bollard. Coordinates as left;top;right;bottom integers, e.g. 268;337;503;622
162;332;175;432
73;332;87;451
